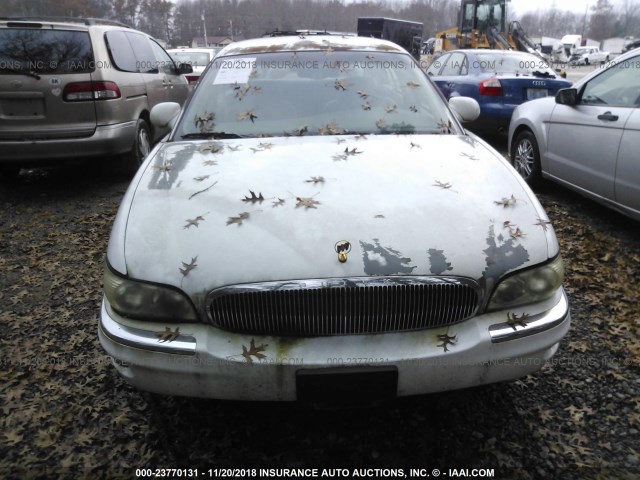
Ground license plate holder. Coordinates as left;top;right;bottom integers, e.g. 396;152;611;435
296;367;398;404
2;98;45;118
526;88;548;100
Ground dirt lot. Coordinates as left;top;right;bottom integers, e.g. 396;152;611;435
1;157;639;480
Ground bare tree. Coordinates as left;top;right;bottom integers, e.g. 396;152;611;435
589;0;614;41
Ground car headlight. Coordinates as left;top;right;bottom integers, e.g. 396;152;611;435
103;262;199;322
488;256;564;311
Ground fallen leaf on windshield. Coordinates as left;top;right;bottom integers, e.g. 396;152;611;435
318;121;344;135
437;119;452;134
194;112;215;132
334;79;348;91
238;110;258;123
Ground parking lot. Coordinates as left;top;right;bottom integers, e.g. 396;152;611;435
1;138;639;478
0;21;640;479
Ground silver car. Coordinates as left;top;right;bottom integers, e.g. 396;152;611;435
167;47;221;88
0;18;192;177
509;48;640;221
99;35;569;402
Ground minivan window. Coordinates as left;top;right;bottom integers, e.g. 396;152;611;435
149;40;177;75
125;32;159;74
105;30;158;74
0;28;94;74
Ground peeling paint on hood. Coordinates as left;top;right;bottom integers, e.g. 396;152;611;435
118;134;558;298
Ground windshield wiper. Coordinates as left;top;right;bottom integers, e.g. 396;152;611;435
180;132;243;140
1;67;41;80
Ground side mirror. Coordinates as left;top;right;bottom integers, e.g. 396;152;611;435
556;88;578;106
177;63;194;74
449;96;481;123
150;102;181;129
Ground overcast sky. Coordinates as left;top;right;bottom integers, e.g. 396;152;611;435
374;0;628;16
509;0;623;15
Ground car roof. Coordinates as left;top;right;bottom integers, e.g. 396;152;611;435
217;35;407;57
0;17;141;34
449;49;537;56
167;47;220;53
1;17;130;28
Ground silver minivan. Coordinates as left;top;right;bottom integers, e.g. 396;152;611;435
0;18;192;176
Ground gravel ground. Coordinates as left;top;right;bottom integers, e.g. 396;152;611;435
1;160;639;480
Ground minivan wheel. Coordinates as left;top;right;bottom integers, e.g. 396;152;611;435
122;118;152;176
511;130;542;187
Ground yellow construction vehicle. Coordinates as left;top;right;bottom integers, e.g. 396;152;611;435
433;0;540;55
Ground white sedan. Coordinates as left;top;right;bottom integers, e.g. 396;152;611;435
509;48;640;222
99;35;570;402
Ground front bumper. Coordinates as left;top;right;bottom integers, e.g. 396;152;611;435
99;288;570;401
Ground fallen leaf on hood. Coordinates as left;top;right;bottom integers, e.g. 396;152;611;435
179;257;198;277
226;212;250;226
494;195;517;208
242;190;265;204
296;196;321;209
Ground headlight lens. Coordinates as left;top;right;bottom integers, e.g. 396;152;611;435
103;263;198;322
488;256;564;311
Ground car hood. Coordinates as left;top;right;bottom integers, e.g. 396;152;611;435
116;134;557;297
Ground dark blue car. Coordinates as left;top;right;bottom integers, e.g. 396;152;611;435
427;49;572;135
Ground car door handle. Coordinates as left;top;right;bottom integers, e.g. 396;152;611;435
597;111;619;121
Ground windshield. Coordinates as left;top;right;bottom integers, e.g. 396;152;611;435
0;28;94;74
169;51;212;68
175;50;459;139
475;52;556;76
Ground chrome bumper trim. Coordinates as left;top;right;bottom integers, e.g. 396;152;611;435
100;301;197;355
489;289;569;343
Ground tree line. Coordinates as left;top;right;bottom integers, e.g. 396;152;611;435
1;0;638;46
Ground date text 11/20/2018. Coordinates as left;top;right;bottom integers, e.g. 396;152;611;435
135;467;496;478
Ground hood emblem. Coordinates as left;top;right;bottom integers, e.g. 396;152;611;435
335;240;351;263
10;80;24;89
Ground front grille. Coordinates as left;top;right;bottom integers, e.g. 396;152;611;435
207;277;480;336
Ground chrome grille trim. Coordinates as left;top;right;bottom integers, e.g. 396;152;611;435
206;277;481;336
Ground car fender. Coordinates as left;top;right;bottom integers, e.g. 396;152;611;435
509;97;556;174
